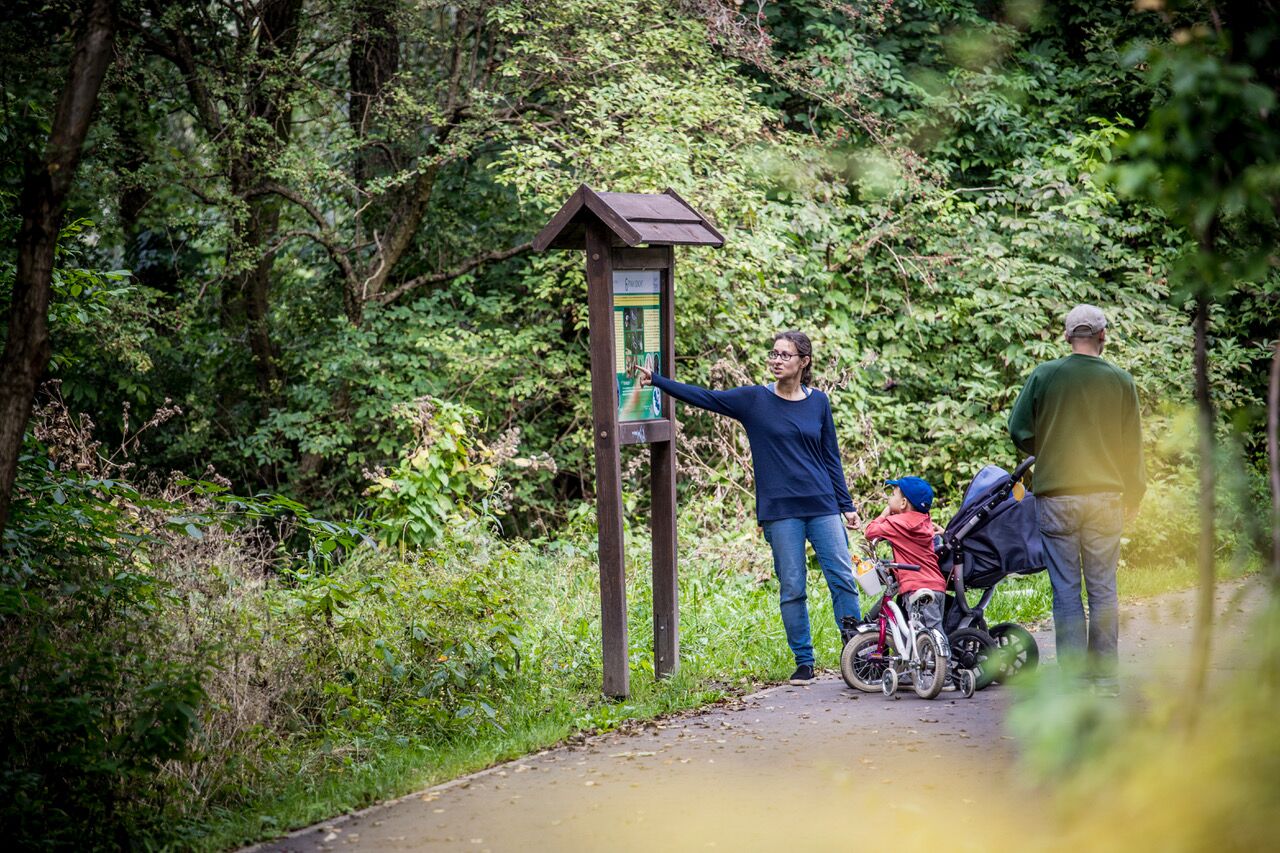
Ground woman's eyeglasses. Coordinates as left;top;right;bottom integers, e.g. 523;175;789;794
767;350;799;362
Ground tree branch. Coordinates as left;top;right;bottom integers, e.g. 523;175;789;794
253;182;359;288
139;3;224;137
376;241;533;305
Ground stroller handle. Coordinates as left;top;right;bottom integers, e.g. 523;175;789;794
936;455;1037;569
884;562;922;572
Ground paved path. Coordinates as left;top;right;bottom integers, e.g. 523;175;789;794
257;580;1264;853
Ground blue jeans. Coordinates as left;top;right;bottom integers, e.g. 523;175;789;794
761;514;862;667
1037;493;1124;678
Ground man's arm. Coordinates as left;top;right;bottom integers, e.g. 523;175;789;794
1122;375;1146;510
1008;368;1039;455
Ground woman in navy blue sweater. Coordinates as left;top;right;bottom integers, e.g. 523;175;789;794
637;331;861;685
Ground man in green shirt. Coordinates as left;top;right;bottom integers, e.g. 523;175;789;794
1009;304;1145;692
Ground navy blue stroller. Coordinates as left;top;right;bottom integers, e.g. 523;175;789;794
935;457;1044;686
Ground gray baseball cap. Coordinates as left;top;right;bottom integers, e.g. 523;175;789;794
1064;304;1107;337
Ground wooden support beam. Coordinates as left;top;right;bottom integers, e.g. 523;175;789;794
618;418;671;445
585;222;629;698
651;247;679;678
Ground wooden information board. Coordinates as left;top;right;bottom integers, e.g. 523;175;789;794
533;186;723;698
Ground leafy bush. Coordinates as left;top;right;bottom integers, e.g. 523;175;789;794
0;448;209;849
266;548;522;739
0;417;533;846
365;397;505;548
0;402;369;847
1006;597;1280;851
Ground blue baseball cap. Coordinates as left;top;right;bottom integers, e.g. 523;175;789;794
885;476;934;512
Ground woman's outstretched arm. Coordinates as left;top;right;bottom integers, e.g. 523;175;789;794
636;365;752;419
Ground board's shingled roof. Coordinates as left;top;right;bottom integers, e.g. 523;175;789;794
533;185;725;251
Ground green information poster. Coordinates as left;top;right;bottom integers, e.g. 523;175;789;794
613;269;663;421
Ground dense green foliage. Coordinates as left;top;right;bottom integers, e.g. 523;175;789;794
7;0;1273;528
1;0;1276;847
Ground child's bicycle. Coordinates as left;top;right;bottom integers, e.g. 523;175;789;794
840;557;978;700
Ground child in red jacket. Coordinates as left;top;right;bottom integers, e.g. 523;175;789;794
862;476;948;635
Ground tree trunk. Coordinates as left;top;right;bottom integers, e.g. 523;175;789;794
349;0;399;191
0;0;116;540
226;0;303;399
1186;291;1216;710
1269;341;1279;584
112;88;159;289
228;157;285;398
344;0;401;326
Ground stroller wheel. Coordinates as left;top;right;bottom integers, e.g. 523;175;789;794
957;668;976;699
989;622;1040;682
881;669;899;697
950;627;998;690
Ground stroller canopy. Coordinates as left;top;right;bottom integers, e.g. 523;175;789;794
944;464;1045;589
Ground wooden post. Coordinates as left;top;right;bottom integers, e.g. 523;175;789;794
585;222;629;698
651;247;679;678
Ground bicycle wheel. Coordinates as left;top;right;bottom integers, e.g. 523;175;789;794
950;627;998;690
989;622;1040;682
840;632;887;693
913;632;946;700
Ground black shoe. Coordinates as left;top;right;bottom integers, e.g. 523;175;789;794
788;665;815;685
